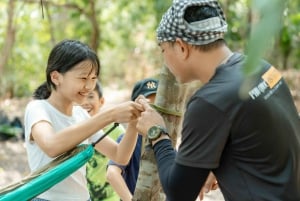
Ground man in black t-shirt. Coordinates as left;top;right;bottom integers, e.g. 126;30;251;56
135;1;300;201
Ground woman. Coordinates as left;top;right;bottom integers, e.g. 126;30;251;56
25;39;142;201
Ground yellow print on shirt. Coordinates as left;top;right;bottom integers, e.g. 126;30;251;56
262;66;282;89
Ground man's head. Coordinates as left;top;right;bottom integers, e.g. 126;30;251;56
131;78;159;103
156;0;227;46
156;1;229;84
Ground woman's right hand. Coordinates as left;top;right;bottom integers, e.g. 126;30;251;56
109;101;144;123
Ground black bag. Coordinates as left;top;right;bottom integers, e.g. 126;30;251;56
0;110;24;140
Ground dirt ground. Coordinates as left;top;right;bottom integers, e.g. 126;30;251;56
0;138;29;187
0;98;30;188
0;70;299;200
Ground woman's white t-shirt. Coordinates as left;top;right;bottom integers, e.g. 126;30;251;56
24;99;102;201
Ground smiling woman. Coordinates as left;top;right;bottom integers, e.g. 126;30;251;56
20;39;144;201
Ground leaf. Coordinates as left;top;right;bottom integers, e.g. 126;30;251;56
243;0;286;75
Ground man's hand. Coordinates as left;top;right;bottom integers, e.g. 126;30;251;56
136;95;166;136
199;172;219;200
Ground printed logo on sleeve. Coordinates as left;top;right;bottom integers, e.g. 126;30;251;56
262;66;282;89
248;66;282;100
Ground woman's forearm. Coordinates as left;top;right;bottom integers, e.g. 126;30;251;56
115;122;138;164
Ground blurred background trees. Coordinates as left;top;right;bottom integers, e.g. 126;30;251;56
0;0;299;99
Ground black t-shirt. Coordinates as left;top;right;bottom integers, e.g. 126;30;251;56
176;53;300;200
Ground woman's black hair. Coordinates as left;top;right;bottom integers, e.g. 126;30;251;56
33;81;51;99
33;39;100;99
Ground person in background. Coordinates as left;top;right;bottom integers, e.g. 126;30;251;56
135;1;300;201
82;81;125;201
25;39;143;201
106;78;158;201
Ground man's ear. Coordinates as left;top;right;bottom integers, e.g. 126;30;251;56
175;38;190;60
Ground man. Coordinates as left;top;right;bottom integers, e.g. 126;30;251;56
106;78;159;201
136;1;300;201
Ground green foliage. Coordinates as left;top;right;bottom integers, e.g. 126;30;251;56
243;0;285;74
222;0;250;50
279;26;292;58
0;0;298;98
99;0;170;85
280;1;300;69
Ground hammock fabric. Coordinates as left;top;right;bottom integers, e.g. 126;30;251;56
0;123;119;201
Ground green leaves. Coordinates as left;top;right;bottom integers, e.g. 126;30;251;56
243;0;285;74
0;0;298;97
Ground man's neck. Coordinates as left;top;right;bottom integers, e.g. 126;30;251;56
192;46;233;84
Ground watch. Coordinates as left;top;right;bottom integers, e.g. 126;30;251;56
147;125;169;144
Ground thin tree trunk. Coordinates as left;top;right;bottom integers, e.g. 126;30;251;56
44;2;56;46
133;66;191;200
24;0;100;52
282;52;290;70
88;0;100;52
0;0;16;76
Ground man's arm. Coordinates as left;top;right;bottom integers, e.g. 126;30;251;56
153;139;210;201
198;172;219;200
136;97;211;200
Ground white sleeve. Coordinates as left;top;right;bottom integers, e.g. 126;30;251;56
24;100;52;142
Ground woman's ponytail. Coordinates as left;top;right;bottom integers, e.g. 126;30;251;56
33;81;51;99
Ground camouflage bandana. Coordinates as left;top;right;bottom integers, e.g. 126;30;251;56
156;0;227;45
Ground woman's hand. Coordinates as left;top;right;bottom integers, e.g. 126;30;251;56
104;101;144;123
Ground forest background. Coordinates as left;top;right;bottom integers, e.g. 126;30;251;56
0;0;299;99
0;0;300;192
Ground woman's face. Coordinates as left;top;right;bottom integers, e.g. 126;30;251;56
55;60;98;105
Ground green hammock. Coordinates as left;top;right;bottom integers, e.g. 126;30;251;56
0;123;119;201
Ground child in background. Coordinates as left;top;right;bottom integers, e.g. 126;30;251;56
82;81;125;201
106;78;158;201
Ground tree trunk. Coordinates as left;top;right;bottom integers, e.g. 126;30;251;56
133;66;191;200
88;0;100;53
24;0;100;53
0;0;16;76
44;2;56;46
